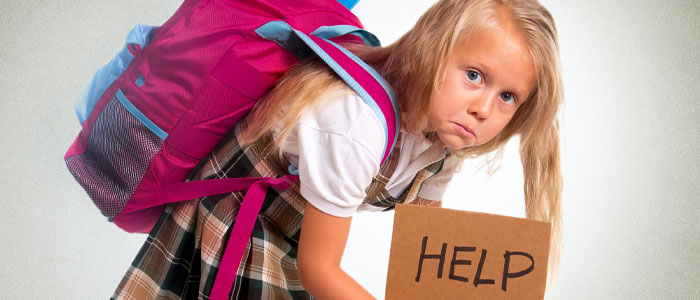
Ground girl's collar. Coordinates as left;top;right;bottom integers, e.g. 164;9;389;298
398;128;449;157
399;128;441;144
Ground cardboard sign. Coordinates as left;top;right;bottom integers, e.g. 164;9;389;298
385;204;551;300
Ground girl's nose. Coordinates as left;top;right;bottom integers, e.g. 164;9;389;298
467;92;496;120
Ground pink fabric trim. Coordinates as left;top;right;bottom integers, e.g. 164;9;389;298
309;35;397;164
64;76;128;158
159;177;267;205
113;206;163;233
209;175;299;300
128;43;141;56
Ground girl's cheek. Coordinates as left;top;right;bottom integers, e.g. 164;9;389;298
497;100;518;115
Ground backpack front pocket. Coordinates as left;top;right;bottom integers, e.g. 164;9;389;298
66;90;164;219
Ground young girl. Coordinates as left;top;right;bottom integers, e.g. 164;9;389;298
112;0;563;299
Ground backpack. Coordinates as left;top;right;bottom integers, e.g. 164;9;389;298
64;1;398;297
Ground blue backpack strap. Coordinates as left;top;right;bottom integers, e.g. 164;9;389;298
337;0;360;10
310;25;381;47
255;20;400;166
209;20;397;299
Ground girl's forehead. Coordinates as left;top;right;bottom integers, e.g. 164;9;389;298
454;21;532;64
457;5;528;53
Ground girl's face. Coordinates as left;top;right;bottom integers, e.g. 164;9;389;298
429;21;536;149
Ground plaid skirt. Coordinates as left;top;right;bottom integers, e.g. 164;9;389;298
111;122;446;300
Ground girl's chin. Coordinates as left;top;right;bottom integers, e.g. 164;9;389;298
447;143;476;150
437;133;477;149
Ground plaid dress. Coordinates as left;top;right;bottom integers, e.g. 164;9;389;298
112;121;448;300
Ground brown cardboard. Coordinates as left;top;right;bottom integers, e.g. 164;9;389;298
385;204;551;300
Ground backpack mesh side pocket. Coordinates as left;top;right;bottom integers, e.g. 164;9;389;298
66;93;164;218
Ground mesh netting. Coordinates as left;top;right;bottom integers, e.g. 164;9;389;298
66;95;164;218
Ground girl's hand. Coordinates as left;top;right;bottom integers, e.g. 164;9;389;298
297;202;376;300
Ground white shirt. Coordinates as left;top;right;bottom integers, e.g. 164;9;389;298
276;88;458;217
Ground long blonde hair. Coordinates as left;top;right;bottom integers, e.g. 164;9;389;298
244;0;564;286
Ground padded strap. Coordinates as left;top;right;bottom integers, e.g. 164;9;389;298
255;20;399;165
310;24;380;47
207;21;400;299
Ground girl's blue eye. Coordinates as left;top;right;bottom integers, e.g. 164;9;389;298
501;92;516;103
466;70;482;83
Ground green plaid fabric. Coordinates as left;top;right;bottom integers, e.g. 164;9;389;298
111;122;446;300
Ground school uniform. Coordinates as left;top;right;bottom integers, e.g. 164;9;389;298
111;89;459;299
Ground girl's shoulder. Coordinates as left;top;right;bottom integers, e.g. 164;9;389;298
295;86;387;156
279;87;389;217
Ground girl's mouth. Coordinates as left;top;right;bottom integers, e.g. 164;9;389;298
453;122;475;139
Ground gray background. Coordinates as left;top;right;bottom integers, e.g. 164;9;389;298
1;0;698;299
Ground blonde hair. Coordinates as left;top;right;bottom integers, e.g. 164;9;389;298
244;0;564;287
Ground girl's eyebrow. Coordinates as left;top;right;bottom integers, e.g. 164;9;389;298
471;60;490;81
515;88;530;102
513;79;535;101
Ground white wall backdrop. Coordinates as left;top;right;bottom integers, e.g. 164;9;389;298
1;0;698;299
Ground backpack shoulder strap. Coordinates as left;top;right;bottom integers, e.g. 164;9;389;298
255;21;400;166
185;23;401;300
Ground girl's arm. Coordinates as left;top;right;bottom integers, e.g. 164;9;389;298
413;198;442;208
297;202;376;300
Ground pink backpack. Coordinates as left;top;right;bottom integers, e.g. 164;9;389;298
65;1;397;296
